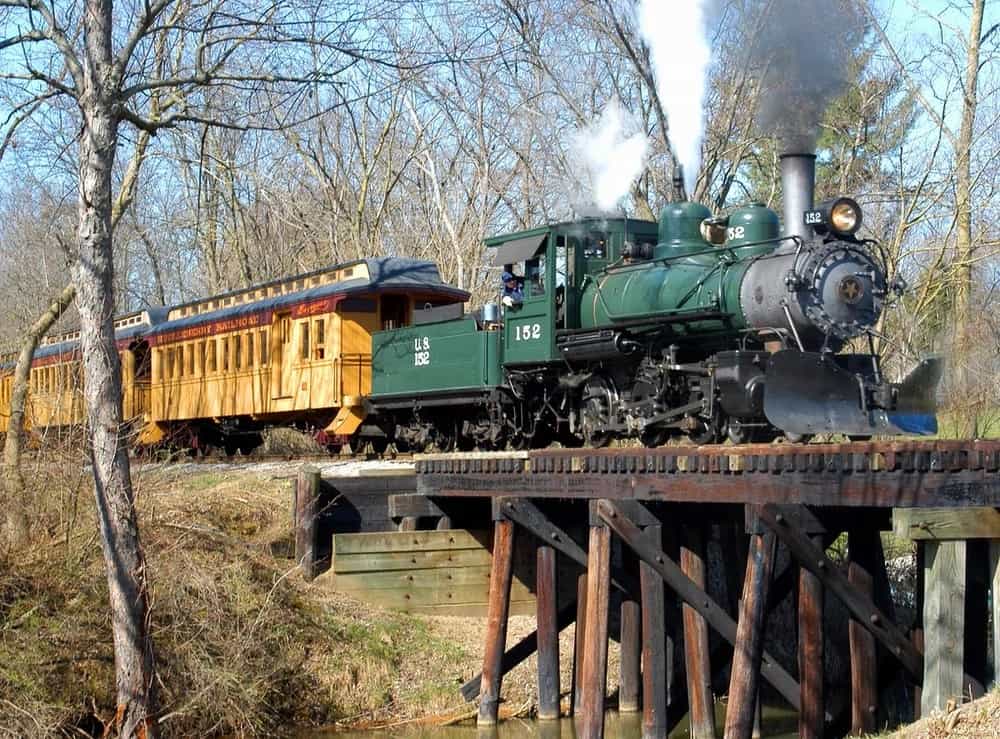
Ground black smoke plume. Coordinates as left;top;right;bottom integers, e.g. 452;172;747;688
751;0;861;153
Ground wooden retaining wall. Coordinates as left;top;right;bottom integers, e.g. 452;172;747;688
317;529;540;617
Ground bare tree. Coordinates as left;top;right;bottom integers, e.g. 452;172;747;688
0;0;422;731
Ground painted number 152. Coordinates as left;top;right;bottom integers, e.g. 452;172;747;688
515;323;542;341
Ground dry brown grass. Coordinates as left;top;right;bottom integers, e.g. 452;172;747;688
260;427;325;456
872;689;1000;738
0;455;469;737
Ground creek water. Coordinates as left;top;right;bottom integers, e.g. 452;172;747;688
316;703;800;737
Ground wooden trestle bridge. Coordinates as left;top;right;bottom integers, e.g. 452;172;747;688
296;440;1000;739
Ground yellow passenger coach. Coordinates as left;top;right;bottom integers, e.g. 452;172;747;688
142;257;467;454
0;257;467;455
0;309;163;440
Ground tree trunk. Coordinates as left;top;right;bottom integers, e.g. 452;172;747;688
2;283;78;549
951;0;984;427
77;1;159;734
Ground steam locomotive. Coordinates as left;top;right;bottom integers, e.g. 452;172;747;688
1;154;940;455
368;154;942;450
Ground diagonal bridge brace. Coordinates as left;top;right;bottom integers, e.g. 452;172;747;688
756;503;924;679
500;498;640;594
595;498;806;714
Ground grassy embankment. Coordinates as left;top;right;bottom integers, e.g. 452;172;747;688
871;688;1000;738
0;456;472;737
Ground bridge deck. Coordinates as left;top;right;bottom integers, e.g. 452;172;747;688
415;440;1000;508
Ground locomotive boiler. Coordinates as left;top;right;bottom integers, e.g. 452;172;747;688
368;153;942;450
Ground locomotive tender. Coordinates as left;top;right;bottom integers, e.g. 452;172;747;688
369;154;942;450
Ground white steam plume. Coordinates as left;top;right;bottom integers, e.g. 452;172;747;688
571;100;649;212
638;0;710;196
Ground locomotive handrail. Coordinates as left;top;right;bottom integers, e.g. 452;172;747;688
600;235;799;276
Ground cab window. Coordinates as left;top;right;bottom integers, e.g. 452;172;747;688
525;255;545;297
584;231;607;259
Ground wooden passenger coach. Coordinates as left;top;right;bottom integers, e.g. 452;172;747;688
0;257;466;453
0;309;162;437
142;257;467;451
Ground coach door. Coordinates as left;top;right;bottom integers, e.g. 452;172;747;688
271;312;294;398
337;298;378;398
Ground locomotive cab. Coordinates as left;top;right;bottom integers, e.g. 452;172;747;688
488;218;659;367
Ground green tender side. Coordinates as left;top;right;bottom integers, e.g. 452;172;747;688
370;318;501;398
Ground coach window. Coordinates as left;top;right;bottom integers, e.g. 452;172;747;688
218;337;228;372
206;341;216;374
195;341;205;376
185;344;195;377
235;334;243;370
299;321;310;361
259;329;268;365
247;334;255;368
313;319;326;360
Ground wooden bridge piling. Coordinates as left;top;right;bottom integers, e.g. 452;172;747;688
724;527;777;739
639;522;668;739
477;517;515;726
293;465;322;581
578;519;612;739
572;571;588;717
848;529;879;735
535;542;560;721
798;533;825;739
920;539;966;719
680;524;715;739
618;548;642;714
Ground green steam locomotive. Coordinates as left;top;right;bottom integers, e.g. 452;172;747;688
368;155;941;450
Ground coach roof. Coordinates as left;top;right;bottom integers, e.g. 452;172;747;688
146;257;468;339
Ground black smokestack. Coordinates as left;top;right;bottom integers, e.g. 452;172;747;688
780;153;815;242
751;0;860;153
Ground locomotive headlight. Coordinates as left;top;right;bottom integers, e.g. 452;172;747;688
805;197;863;237
829;199;861;234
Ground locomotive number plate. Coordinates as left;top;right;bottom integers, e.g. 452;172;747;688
413;337;431;366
